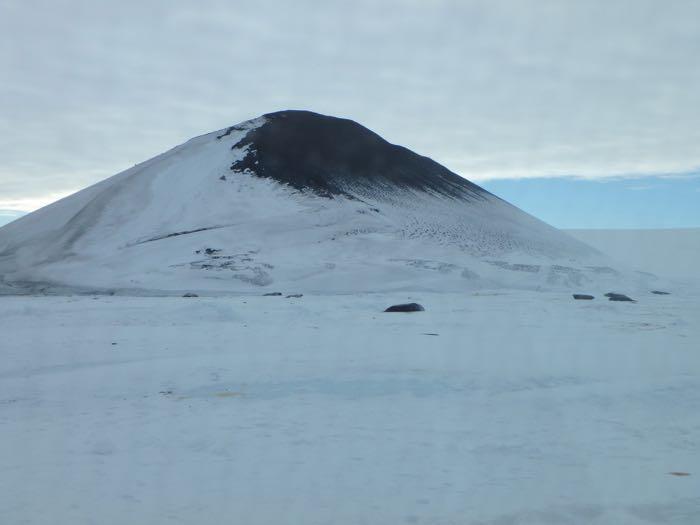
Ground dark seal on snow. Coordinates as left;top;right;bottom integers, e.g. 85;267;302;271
573;294;594;300
605;292;635;302
229;110;490;201
384;303;425;312
651;290;671;295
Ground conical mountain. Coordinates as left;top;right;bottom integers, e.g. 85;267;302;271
0;110;617;295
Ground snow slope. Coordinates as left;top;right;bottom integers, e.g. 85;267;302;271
2;291;699;524
0;111;628;295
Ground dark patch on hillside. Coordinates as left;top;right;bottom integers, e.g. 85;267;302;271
229;110;489;201
131;226;228;246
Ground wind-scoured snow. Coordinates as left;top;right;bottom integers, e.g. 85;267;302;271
2;289;699;524
0;111;636;296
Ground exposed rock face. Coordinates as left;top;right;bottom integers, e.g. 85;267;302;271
228;110;488;201
384;303;425;312
573;294;594;300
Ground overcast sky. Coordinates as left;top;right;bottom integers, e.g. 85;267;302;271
2;0;700;214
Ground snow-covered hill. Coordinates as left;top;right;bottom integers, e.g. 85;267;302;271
0;110;633;295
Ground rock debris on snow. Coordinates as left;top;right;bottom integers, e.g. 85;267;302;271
384;303;425;312
605;292;636;302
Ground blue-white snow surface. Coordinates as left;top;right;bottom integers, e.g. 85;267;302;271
2;287;699;524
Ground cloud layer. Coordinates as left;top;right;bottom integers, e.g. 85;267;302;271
2;0;700;210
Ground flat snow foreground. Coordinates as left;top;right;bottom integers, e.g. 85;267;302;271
1;291;699;525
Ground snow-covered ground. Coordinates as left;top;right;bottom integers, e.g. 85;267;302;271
2;286;699;524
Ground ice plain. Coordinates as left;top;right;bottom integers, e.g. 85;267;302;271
2;274;699;524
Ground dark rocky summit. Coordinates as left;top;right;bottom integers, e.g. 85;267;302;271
228;110;490;201
384;303;425;312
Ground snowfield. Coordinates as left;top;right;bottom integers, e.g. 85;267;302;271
2;287;699;524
